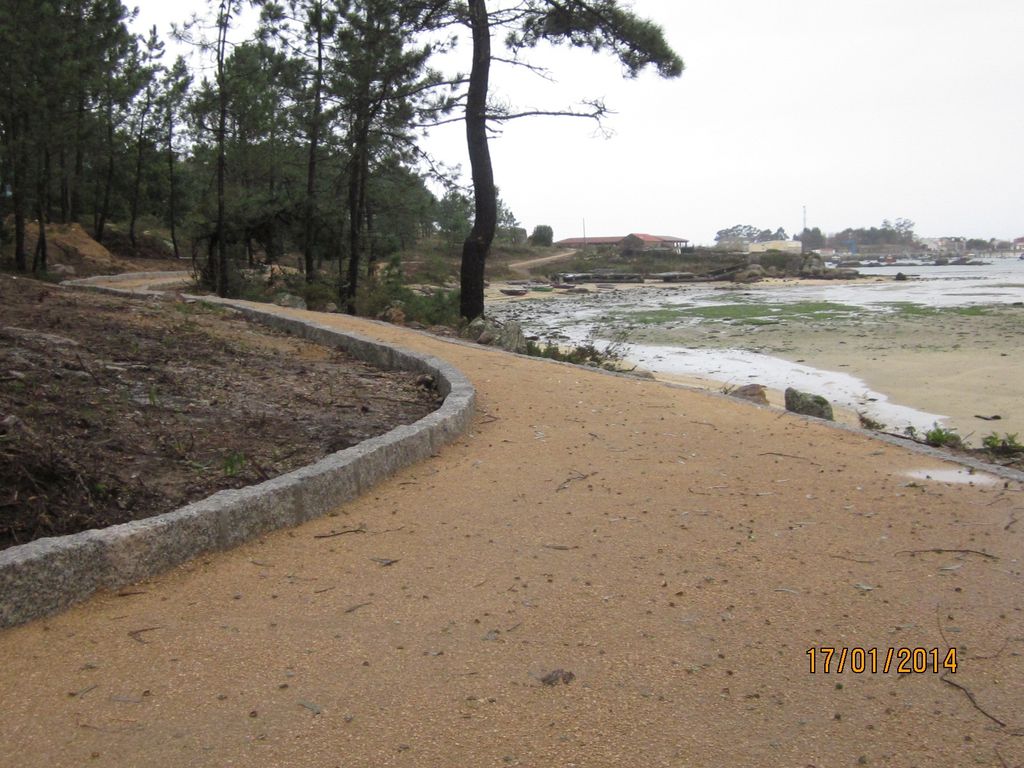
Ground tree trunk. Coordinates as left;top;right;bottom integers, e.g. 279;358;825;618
43;144;54;222
214;2;230;297
33;201;47;274
70;97;85;222
95;101;115;244
366;200;376;270
90;163;100;235
459;0;496;321
129;90;152;249
8;115;28;272
13;205;26;272
59;146;70;223
344;138;368;315
167;117;180;259
267;114;278;264
303;8;325;283
34;146;51;273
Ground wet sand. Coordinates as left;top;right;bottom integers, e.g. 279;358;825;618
629;304;1024;444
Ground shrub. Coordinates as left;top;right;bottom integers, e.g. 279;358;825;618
858;413;886;431
924;423;963;449
299;279;337;311
356;265;461;326
982;432;1024;456
401;289;461;326
523;336;625;370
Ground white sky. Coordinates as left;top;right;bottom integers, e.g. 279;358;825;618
132;1;1024;245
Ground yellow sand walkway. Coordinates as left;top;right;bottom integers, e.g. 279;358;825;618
2;299;1021;767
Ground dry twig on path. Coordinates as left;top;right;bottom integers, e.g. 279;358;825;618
313;525;366;539
759;451;822;466
127;626;163;644
829;554;879;564
940;673;1007;728
556;470;595;492
897;548;999;560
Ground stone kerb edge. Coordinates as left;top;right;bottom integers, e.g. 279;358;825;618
0;291;476;628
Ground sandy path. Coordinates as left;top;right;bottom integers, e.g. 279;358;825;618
2;299;1022;767
508;249;577;276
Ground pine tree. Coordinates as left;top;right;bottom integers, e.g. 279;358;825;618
454;0;683;319
256;0;341;281
159;57;192;259
128;26;165;248
335;0;452;311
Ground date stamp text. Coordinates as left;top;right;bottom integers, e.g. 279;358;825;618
807;646;957;674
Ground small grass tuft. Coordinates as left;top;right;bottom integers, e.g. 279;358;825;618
223;451;246;477
982;432;1024;456
858;413;886;431
924;423;963;449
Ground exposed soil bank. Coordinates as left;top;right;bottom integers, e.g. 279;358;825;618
0;276;440;548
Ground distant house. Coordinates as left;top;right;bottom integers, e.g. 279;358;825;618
554;233;691;254
1014;236;1024;252
922;237;967;254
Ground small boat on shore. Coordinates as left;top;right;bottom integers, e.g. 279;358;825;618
500;288;529;297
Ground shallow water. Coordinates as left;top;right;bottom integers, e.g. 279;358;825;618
903;468;1001;486
794;259;1024;308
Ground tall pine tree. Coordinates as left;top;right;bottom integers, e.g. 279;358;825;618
454;0;683;319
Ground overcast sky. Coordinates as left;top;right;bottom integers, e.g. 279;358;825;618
132;1;1024;245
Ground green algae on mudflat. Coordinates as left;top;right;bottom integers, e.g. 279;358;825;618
615;301;862;326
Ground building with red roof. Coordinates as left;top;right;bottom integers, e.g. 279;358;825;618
554;233;691;253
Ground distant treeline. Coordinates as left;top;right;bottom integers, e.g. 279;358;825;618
716;219;1013;252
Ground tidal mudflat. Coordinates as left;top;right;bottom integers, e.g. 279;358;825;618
489;258;1024;445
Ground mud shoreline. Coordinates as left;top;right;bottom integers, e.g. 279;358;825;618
487;275;1024;445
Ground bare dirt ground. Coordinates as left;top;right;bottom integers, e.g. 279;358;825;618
18;222;186;277
1;291;1021;768
0;275;440;548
